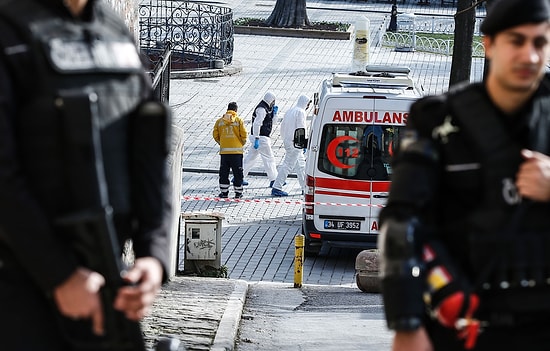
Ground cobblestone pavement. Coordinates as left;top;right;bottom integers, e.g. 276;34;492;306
142;1;486;350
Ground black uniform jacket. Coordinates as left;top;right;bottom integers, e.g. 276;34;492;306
381;75;550;313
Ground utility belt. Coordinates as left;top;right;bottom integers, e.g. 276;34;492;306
469;232;550;330
465;200;550;292
478;310;550;328
476;287;550;327
470;230;550;292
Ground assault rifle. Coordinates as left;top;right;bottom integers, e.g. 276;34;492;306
54;92;180;351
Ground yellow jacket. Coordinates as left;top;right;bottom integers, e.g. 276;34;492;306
212;110;247;154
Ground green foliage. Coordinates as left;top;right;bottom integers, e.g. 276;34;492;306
313;21;350;32
233;17;260;26
233;17;350;32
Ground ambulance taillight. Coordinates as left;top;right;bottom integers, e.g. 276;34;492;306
304;175;315;216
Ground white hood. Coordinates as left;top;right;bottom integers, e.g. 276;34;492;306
295;95;311;109
263;91;276;105
280;95;310;143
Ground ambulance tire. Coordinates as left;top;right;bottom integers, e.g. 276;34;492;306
304;234;321;257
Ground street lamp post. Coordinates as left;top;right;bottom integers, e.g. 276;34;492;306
388;0;398;32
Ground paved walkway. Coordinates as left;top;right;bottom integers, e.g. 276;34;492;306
143;1;487;350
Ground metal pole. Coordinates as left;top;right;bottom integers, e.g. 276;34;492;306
388;1;398;32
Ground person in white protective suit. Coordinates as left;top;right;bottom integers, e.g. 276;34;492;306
242;91;279;187
271;95;311;196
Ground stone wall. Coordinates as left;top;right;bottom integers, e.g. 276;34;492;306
105;0;139;41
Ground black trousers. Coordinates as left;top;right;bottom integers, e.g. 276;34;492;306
219;153;243;188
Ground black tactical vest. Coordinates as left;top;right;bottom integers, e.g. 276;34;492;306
441;83;550;292
0;0;150;219
251;100;274;137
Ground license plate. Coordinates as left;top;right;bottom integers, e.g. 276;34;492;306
324;220;361;231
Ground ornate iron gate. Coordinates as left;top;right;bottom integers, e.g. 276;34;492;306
139;0;234;71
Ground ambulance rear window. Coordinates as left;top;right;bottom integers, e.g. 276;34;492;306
317;124;403;180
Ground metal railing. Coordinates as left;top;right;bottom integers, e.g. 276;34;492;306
412;16;484;35
139;0;234;71
383;31;485;57
150;42;171;103
381;14;486;57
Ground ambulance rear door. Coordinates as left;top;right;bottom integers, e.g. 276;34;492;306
312;95;377;241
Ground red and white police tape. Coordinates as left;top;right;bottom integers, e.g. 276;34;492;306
181;195;384;208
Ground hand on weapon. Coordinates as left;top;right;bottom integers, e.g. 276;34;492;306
115;257;163;321
53;267;106;335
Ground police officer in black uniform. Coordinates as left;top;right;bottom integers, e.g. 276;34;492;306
0;0;171;350
378;0;550;350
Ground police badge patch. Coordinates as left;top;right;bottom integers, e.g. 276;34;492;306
47;38;142;73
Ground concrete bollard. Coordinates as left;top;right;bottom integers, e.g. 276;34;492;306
355;249;381;293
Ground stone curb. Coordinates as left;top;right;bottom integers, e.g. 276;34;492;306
170;60;243;80
211;280;249;351
234;25;352;40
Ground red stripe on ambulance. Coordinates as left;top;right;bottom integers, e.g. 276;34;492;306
314;177;390;193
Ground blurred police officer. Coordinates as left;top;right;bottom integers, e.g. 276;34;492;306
0;0;171;350
378;0;550;350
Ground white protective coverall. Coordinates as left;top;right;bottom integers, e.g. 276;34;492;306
243;92;278;182
272;94;310;192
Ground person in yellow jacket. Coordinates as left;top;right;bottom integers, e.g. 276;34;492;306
213;102;248;198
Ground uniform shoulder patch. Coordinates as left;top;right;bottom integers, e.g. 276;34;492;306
408;94;450;134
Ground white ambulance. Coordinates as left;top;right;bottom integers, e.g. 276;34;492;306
294;65;422;255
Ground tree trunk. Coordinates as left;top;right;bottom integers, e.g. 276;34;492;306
449;0;476;88
266;0;311;28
